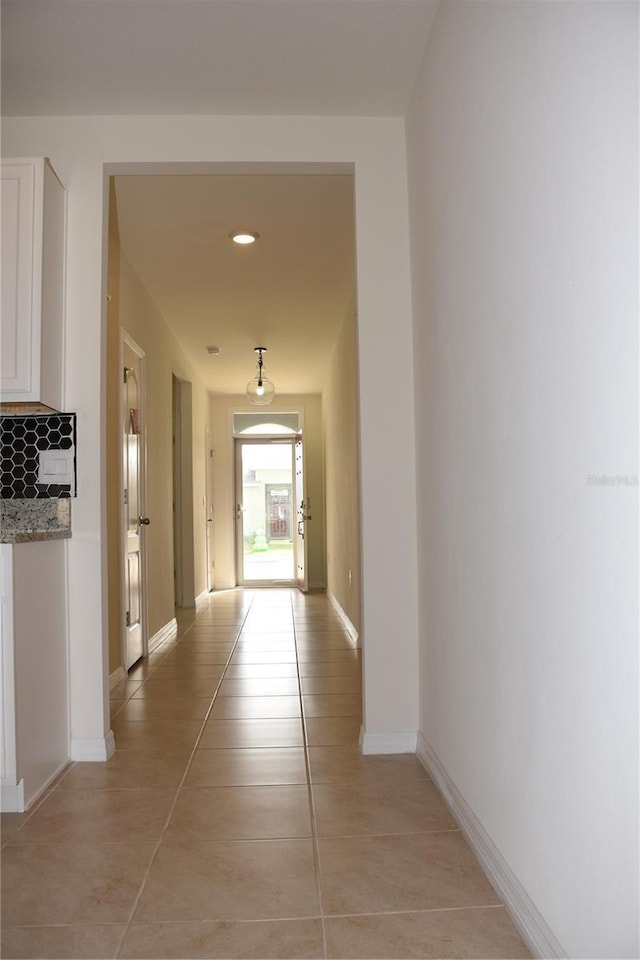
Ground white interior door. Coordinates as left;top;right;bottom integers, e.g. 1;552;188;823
295;436;309;593
123;338;148;670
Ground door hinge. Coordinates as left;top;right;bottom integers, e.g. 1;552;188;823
123;489;128;505
126;611;130;627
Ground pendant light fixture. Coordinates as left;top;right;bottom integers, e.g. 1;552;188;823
246;346;275;405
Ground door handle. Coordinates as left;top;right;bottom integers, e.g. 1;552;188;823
236;504;246;520
138;516;151;525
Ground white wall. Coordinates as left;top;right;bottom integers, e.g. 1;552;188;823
13;541;69;807
1;118;419;755
407;2;639;957
323;308;362;638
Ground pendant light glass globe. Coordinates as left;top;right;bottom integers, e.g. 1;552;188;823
246;347;275;405
246;375;275;405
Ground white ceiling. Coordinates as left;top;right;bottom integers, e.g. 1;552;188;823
4;0;439;397
113;171;357;394
2;0;438;117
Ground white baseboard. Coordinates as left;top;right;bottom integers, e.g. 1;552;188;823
109;665;125;690
195;590;211;607
70;729;116;762
148;617;177;654
328;592;360;647
417;733;566;960
2;755;72;812
1;779;25;813
309;580;327;591
360;726;417;755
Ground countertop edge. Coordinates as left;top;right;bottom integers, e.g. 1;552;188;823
1;529;72;544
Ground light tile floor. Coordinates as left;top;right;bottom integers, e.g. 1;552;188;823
1;589;531;959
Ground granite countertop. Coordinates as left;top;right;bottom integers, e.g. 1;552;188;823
0;499;72;543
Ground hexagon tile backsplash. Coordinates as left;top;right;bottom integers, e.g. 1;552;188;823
0;413;77;499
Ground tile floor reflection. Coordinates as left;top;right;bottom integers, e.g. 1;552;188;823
1;589;531;959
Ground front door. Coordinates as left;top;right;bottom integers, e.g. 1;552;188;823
122;337;147;669
235;440;295;584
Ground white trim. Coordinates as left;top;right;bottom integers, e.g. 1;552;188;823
121;331;149;669
328;591;360;647
309;580;327;591
205;425;215;593
172;377;196;606
2;754;71;812
70;729;116;762
1;545;17;792
359;726;417;755
172;374;185;606
148;617;177;654
195;590;210;608
1;779;24;813
109;665;125;690
417;733;566;960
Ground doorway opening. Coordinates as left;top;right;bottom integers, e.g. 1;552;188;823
235;439;296;584
105;162;361;684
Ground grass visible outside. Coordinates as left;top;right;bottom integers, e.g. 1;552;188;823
245;540;293;554
243;541;294;580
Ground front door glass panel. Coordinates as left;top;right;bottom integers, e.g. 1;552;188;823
237;441;295;583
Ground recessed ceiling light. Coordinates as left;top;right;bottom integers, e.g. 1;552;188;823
206;345;221;355
229;230;260;245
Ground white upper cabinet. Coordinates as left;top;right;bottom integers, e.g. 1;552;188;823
1;158;65;409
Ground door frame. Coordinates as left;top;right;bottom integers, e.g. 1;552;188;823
205;425;215;592
234;436;297;587
294;434;309;593
172;375;184;606
120;330;149;669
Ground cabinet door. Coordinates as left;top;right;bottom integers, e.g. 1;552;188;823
0;158;65;409
0;161;36;398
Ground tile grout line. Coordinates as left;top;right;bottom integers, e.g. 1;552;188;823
4;611;202;843
4;592;527;957
321;903;510;920
6;592;359;954
109;612;208;721
291;592;330;960
1;760;78;840
114;591;256;960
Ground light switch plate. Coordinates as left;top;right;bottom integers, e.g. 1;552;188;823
38;447;75;486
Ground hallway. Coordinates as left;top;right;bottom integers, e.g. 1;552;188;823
2;590;529;959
